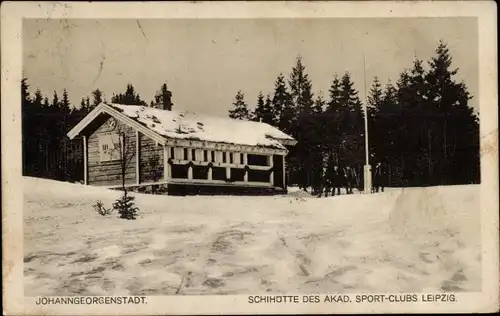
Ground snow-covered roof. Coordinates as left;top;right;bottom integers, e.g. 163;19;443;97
107;103;295;149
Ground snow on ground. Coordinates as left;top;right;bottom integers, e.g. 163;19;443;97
23;177;481;296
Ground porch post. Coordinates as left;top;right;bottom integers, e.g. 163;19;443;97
243;153;248;182
164;145;170;181
269;154;274;186
207;166;213;181
225;151;231;180
188;165;193;180
136;130;140;185
82;135;88;185
282;155;286;189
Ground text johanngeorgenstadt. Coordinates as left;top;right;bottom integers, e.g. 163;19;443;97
35;296;147;305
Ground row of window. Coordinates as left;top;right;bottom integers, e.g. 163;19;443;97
171;165;271;182
170;148;269;166
98;134;272;166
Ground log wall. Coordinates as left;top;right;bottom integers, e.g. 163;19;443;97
87;118;137;186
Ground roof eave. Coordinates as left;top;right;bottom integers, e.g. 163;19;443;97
277;139;298;146
66;103;168;145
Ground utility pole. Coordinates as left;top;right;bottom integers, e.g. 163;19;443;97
363;52;372;194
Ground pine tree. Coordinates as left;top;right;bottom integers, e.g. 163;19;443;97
152;83;174;111
394;59;430;185
271;74;293;131
288;56;314;114
21;77;32;175
313;92;325;114
113;192;139;220
91;89;104;109
367;77;383;164
288;56;319;190
51;91;60;108
21;78;30;104
228;90;251;120
41;96;49;109
253;92;265;122
111;84;147;106
80;97;87;112
338;72;364;169
373;81;399;170
253;92;274;124
61;89;71;113
367;77;382;119
31;89;43;107
263;95;274;124
321;75;343;166
425;40;479;185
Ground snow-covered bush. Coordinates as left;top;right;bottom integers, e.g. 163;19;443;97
92;200;113;216
113;192;139;220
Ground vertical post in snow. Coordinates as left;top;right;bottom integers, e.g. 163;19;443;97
83;135;88;185
164;145;169;181
136;130;140;185
282;155;286;189
225;151;231;180
243;152;248;182
363;52;372;194
269;154;274;186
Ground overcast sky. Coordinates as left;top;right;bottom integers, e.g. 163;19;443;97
23;17;478;117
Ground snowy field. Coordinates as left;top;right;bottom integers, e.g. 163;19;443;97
23;177;481;296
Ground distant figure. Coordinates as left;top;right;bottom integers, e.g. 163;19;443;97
343;166;355;194
320;176;331;197
372;162;388;193
320;164;341;197
330;165;345;196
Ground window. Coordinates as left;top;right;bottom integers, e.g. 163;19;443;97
204;150;208;162
222;152;227;163
170;147;175;159
234;153;241;164
191;149;196;161
229;153;233;164
247;154;268;166
183;148;188;160
99;133;121;162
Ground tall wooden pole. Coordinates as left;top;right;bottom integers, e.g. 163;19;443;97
363;52;372;194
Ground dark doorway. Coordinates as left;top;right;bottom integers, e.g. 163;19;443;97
273;155;284;189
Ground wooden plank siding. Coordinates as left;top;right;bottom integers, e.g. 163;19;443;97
139;133;164;183
87;117;138;186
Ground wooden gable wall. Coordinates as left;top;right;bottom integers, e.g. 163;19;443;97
87;117;138;186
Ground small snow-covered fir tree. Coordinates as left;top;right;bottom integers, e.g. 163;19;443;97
113;192;138;220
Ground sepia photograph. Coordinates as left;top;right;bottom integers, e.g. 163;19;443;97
2;1;498;315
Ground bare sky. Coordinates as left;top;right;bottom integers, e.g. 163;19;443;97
23;17;478;117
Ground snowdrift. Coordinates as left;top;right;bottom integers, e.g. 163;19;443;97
23;177;481;296
389;185;480;240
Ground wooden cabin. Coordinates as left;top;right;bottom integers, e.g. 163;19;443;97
67;103;297;195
